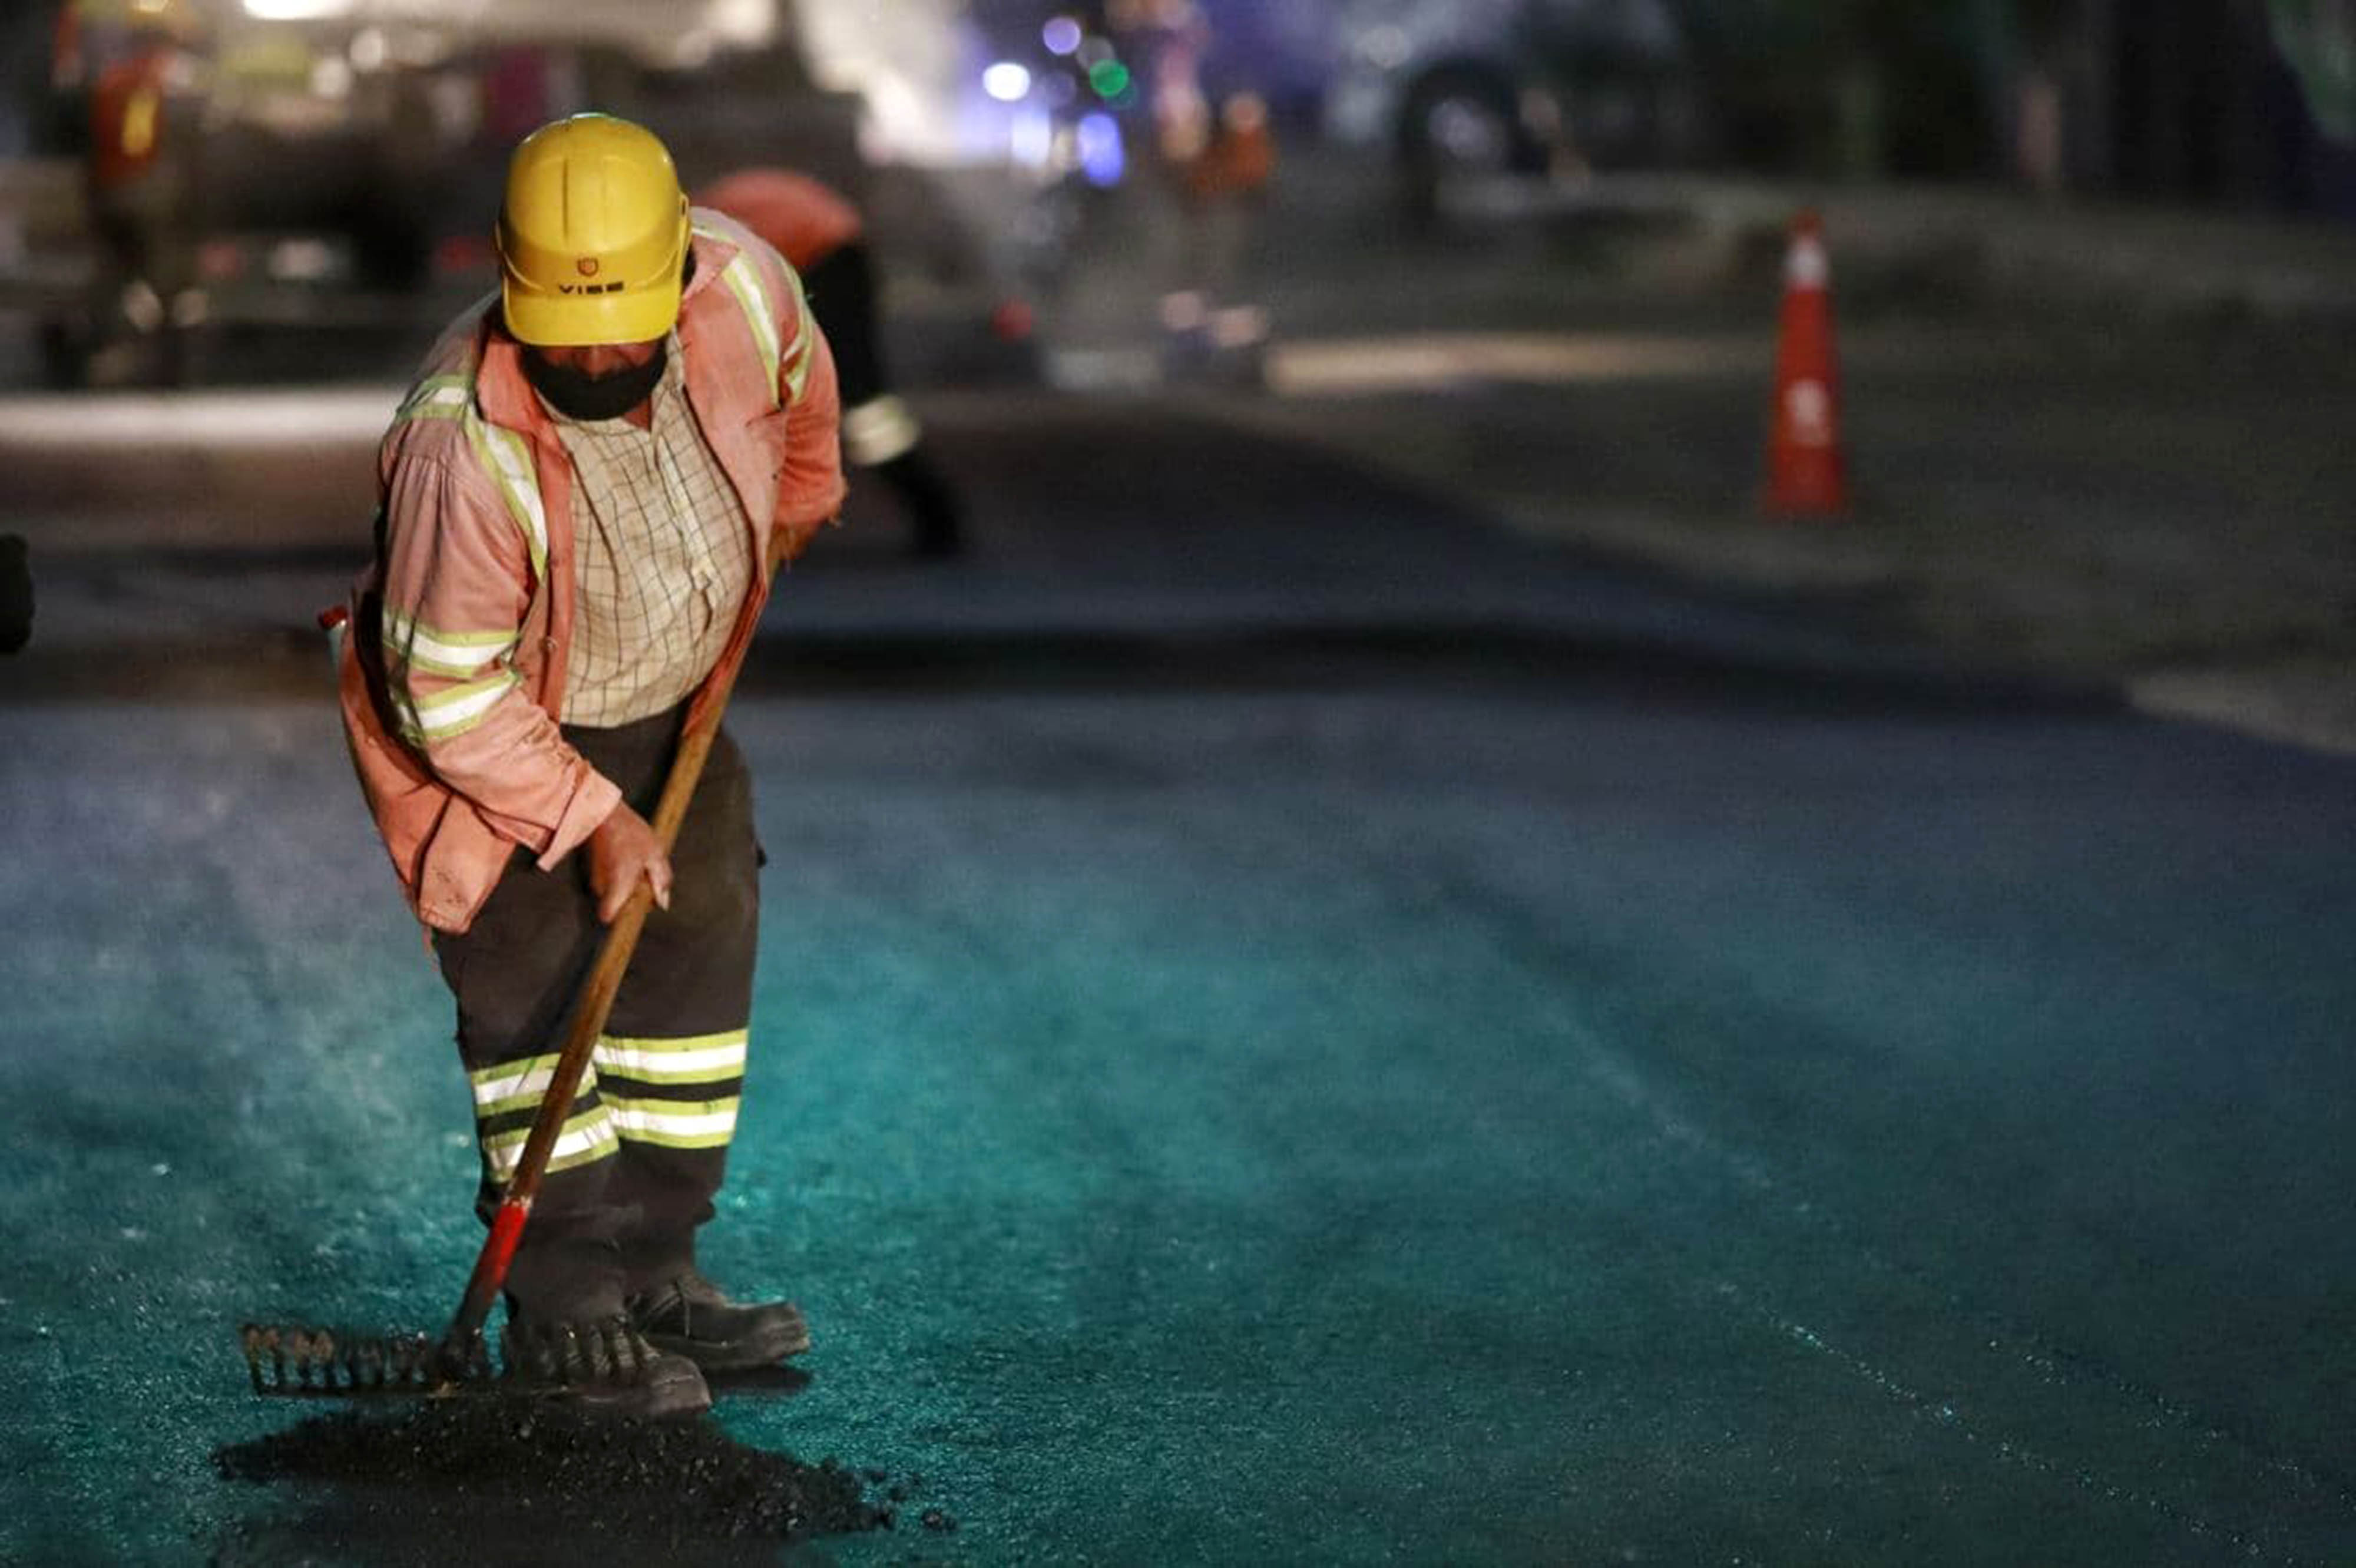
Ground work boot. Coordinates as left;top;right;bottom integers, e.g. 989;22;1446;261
627;1269;810;1371
501;1312;711;1420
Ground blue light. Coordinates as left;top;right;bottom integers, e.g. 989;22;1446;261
1077;112;1126;187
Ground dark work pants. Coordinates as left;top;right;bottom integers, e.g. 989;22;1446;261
433;706;760;1325
799;242;886;406
802;242;964;555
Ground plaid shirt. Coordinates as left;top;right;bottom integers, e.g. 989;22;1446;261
547;340;755;727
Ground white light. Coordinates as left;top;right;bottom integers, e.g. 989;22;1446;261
269;237;338;281
982;62;1033;102
1362;25;1412;71
309;55;353;99
241;0;352;19
348;28;388;72
706;0;775;45
1042;16;1083;55
1011;104;1053;168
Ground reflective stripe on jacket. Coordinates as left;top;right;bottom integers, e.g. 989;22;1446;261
339;209;845;934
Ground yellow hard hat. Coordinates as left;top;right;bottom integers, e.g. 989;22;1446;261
495;114;690;348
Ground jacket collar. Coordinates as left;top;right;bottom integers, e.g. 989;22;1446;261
472;221;741;435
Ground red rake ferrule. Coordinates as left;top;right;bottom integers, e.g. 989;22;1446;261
484;1199;530;1282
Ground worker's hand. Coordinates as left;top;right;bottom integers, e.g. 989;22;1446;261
585;802;673;924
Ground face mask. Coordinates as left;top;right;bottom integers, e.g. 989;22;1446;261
522;340;667;422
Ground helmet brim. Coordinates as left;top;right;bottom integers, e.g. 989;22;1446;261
502;273;682;348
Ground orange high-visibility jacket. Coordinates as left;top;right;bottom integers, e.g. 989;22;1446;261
338;210;844;934
694;169;863;273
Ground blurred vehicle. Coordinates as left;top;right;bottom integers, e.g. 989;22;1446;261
2;0;1034;391
1321;0;1691;219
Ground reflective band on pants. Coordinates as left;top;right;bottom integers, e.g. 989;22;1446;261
594;1028;747;1150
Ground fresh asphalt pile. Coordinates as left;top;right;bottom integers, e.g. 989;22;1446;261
208;1398;948;1563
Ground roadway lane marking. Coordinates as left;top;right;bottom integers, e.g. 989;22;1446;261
1718;1279;2323;1561
1265;332;1765;397
0;388;408;449
1574;1043;2355;1554
2129;665;2356;759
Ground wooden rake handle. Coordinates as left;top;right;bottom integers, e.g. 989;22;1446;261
439;534;789;1365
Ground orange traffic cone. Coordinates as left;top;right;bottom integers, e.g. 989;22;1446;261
1763;210;1848;517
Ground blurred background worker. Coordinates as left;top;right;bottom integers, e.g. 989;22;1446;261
699;167;967;560
1174;90;1276;306
48;0;210;385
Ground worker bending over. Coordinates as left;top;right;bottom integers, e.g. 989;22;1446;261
338;115;844;1419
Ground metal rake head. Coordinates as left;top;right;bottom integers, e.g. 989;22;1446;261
240;1322;488;1397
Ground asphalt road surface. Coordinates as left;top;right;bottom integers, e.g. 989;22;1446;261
1;395;2352;1565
